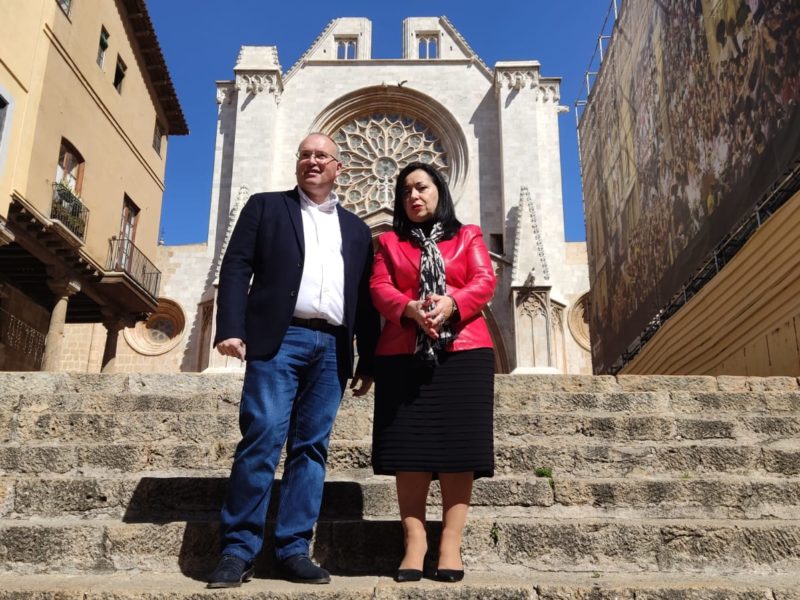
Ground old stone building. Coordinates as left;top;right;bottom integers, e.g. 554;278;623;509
77;16;592;374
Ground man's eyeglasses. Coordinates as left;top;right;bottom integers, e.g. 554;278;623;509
296;150;339;164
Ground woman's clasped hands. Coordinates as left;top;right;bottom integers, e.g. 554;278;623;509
403;293;455;340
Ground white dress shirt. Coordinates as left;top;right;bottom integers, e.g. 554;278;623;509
293;188;346;326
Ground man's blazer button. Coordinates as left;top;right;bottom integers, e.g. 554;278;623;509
290;290;296;297
297;262;302;268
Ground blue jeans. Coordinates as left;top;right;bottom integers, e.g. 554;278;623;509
219;326;346;563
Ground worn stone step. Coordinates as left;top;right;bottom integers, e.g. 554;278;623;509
5;409;800;445
3;571;800;600
0;572;799;600
497;390;800;415
7;388;800;416
0;473;551;521
2;373;798;413
3;472;800;521
346;438;800;477
1;517;799;576
2;438;798;477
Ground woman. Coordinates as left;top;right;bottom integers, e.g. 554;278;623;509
370;162;496;582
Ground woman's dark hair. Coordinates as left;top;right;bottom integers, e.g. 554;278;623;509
392;162;462;240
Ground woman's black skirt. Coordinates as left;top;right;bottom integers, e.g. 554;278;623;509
371;348;494;479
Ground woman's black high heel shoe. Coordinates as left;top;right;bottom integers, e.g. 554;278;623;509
435;549;464;582
394;568;423;582
434;568;464;582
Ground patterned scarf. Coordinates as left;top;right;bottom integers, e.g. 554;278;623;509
410;223;457;366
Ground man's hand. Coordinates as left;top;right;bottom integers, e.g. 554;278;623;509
217;338;246;361
349;374;373;396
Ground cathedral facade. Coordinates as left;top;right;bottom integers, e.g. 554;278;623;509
119;17;592;374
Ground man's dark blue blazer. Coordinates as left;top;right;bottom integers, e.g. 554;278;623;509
214;187;379;379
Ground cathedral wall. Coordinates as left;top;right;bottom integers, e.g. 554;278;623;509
156;243;213;372
275;62;499;230
171;31;591;376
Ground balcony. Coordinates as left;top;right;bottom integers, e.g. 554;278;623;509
106;236;161;301
50;184;90;241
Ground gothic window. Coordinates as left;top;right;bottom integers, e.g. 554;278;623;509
332;113;449;215
336;37;357;60
418;34;439;59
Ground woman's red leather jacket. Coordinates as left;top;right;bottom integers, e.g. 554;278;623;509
370;224;496;356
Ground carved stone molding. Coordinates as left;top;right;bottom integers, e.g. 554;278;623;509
214;184;250;282
500;70;537;91
551;304;564;330
124;297;186;356
495;71;560;102
512;186;550;285
216;84;235;105
519;289;548;319
533;84;560;103
568;292;592;351
235;72;282;97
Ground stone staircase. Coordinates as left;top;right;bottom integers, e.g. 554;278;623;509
0;372;799;599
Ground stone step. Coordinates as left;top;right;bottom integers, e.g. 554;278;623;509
3;472;800;521
2;373;799;414
4;409;800;444
4;438;797;477
1;572;799;600
7;388;800;415
2;571;799;600
1;517;799;576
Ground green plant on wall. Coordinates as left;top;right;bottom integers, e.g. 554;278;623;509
534;466;555;489
490;522;500;546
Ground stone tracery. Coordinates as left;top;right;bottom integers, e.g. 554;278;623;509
332;113;449;215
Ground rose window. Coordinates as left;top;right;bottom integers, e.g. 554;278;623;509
333;114;449;215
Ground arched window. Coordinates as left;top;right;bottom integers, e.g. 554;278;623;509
418;35;438;59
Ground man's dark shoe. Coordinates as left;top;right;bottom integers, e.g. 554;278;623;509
279;554;331;584
207;554;255;589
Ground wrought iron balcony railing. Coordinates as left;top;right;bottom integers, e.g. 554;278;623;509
106;236;161;299
51;183;90;241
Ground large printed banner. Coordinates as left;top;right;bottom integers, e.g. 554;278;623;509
580;0;800;372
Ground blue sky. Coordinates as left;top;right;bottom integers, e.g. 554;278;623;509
148;1;613;245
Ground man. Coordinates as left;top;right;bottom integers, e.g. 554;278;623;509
208;133;379;588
